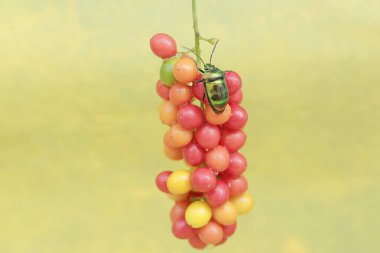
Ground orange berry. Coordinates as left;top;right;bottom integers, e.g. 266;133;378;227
168;123;193;148
169;83;193;106
212;201;237;226
173;57;199;83
205;104;231;125
163;146;183;160
159;100;178;125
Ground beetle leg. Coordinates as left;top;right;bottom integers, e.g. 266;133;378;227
197;67;205;73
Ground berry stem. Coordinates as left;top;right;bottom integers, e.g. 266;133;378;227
192;0;201;66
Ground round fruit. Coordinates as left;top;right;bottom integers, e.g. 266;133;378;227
159;100;178;125
205;145;230;172
228;88;243;104
155;170;172;193
185;200;212;228
150;33;177;59
226;175;248;197
205;180;230;207
230;192;254;214
183;141;205;166
225;71;242;95
156;80;170;100
163;130;177;149
223;104;248;130
220;129;246;152
172;216;195;239
223;223;237;237
167;169;192;195
168;123;193;148
192;76;208;103
160;57;179;85
163;146;182;161
205;104;231;125
170;201;189;223
169;83;193;106
212;201;237;226
198;221;223;245
188;234;207;249
195;123;220;150
177;104;203;130
223;152;247;178
173;57;199;83
190;167;217;192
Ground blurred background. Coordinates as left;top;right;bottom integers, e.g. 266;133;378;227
0;0;379;252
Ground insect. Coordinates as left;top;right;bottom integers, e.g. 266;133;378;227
186;41;229;114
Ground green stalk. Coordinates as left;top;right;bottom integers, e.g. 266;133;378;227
192;0;201;65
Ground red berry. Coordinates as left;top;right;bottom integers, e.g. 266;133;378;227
183;141;205;166
177;104;204;130
188;234;207;249
223;152;247;178
205;180;230;207
192;75;208;103
170;201;189;223
190;167;217;192
195;123;220;150
172;216;195;239
225;71;242;95
156;80;170;100
155;171;172;193
150;33;177;59
223;223;237;237
228;89;243;104
220;129;246;152
223;104;248;130
225;176;248;197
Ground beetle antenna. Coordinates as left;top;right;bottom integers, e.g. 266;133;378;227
209;40;220;64
181;46;206;67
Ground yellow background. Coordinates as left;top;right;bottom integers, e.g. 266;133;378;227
0;0;379;252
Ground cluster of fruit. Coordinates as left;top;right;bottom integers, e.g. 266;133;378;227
150;33;253;249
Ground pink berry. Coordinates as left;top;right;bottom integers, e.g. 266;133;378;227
225;71;242;95
223;104;248;130
177;104;204;130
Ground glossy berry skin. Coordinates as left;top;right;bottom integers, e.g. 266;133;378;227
185;200;212;228
188;234;207;249
160;57;179;85
205;104;231;125
228;88;243;104
167;170;192;195
183;141;205;166
220;129;246;152
223;104;248;130
198;220;224;245
205;145;230;172
230;192;254;214
150;33;177;59
155;171;172;193
156;80;170;100
177;104;203;130
192;75;208;103
172;216;195;239
225;71;242;95
190;167;217;192
223;152;247;178
223;223;237;237
212;201;237;226
169;83;193;106
226;176;248;197
195;123;220;150
173;57;199;83
205;180;230;207
170;201;189;223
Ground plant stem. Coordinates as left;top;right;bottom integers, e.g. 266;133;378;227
192;0;201;66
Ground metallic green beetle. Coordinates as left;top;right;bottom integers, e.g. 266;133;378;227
191;41;229;114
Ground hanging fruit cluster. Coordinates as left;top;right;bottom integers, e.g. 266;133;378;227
150;32;253;249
